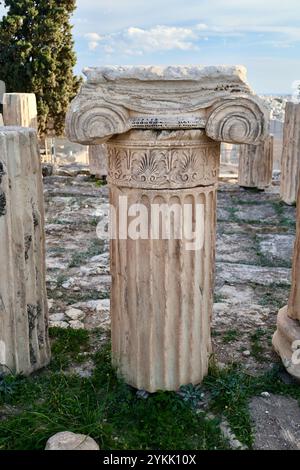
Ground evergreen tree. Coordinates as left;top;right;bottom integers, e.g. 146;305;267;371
0;0;81;136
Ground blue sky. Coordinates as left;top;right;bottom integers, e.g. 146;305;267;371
1;0;300;93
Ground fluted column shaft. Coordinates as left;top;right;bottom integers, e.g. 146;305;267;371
288;187;300;320
0;127;50;374
88;144;108;178
3;93;38;130
273;187;300;379
280;102;300;205
238;135;273;189
107;130;219;391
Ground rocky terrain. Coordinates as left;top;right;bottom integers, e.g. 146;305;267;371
0;167;298;451
44;171;296;376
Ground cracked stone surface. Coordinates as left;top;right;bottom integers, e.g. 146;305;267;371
44;175;111;331
44;174;296;375
256;234;295;264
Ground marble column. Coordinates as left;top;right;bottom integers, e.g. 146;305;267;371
238;135;273;189
273;186;300;379
66;66;268;392
88;144;108;179
280;102;300;205
107;129;219;390
3;93;38;129
0;127;50;374
221;142;239;164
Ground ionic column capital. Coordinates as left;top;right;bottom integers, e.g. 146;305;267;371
205;96;268;144
66;66;268;145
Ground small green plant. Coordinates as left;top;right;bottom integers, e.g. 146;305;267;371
49;327;90;370
258;290;286;310
226;206;239;223
89;218;100;227
272;201;296;229
68;238;105;268
230;197;264;206
0;373;19;400
250;328;268;362
55;273;69;288
222;329;239;344
213;293;224;303
94;179;107;187
177;384;205;408
211;330;221;338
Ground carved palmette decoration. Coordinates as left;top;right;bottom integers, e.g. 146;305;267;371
107;141;220;189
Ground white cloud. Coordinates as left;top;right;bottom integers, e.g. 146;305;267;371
88;41;99;50
84;32;103;41
84;32;104;50
83;25;205;56
196;23;208;31
126;25;197;52
81;13;300;57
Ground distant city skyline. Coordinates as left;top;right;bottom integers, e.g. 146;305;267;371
1;0;300;94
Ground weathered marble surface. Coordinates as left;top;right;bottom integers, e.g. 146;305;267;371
280;102;300;205
0;127;50;374
45;431;99;450
3;93;38;129
288;188;300;321
84;65;249;83
108;129;219;391
238;135;274;189
273;186;300;379
107;129;220;189
67;65;268;145
66;65;268;392
88;144;108;178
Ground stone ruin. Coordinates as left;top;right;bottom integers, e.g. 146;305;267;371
0;126;50;374
88;144;108;179
66;65;268;391
0;67;300;392
238;135;273;189
273;185;300;379
3;93;38;129
280;102;300;205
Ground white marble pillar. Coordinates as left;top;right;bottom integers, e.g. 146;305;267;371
280;103;300;205
238;135;274;189
88;144;108;178
273;186;300;379
3;93;38;129
107;129;219;390
0;127;50;374
66;66;268;392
